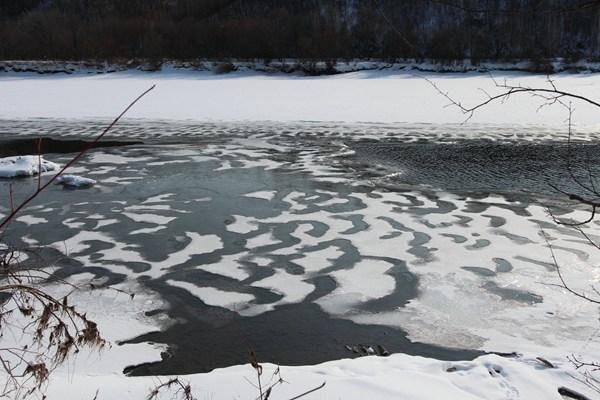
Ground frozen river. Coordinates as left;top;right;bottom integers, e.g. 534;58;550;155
1;119;599;375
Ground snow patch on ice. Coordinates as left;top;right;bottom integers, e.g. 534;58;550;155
16;214;48;225
167;280;253;311
227;215;259;234
243;190;277;201
197;253;251;281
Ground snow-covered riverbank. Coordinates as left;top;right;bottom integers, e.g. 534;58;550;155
4;58;600;76
48;352;595;400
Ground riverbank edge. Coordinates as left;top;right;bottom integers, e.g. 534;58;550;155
3;58;600;76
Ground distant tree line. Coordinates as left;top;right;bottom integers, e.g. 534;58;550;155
0;0;599;62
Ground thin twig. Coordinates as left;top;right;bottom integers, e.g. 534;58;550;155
285;382;326;400
539;225;600;304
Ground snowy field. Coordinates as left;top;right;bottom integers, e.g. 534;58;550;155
1;70;600;399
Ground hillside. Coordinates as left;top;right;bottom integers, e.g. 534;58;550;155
1;0;599;61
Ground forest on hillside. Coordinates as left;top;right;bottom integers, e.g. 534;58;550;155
0;0;599;61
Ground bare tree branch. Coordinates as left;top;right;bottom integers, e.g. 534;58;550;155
425;74;600;124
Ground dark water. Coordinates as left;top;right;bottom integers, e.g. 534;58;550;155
349;139;600;198
0;119;595;374
125;303;481;375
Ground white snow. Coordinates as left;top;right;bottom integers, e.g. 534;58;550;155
249;269;314;311
16;214;48;225
245;231;280;249
95;218;119;229
0;155;60;178
148;232;223;277
42;352;599;400
292;246;345;273
142;193;176;203
243;190;277;201
317;259;397;314
227;214;260;234
1;70;600;128
102;176;145;184
167;279;254;311
197;253;250;281
122;212;176;226
88;152;152;165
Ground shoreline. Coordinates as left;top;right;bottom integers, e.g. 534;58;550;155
2;58;600;76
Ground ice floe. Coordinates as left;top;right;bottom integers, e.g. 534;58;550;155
56;174;96;188
0;155;60;178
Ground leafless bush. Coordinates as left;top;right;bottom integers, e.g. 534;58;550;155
147;378;195;400
247;351;325;400
145;350;325;400
0;246;105;398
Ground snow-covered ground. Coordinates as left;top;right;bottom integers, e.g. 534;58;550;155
47;353;596;400
1;69;600;129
